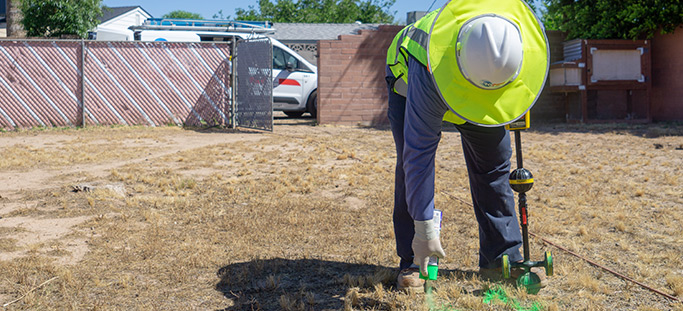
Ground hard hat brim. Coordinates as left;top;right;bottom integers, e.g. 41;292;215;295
428;0;549;126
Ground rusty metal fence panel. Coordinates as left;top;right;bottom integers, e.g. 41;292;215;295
234;38;273;131
0;40;81;128
0;39;233;129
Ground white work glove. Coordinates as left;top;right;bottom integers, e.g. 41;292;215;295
412;218;446;278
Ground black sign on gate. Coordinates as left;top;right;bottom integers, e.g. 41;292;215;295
234;38;273;131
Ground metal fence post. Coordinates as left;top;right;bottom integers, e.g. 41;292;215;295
231;39;237;128
79;39;86;127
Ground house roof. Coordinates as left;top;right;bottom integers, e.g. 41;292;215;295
270;22;380;41
99;6;152;24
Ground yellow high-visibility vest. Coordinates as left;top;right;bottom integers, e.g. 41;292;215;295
386;25;410;96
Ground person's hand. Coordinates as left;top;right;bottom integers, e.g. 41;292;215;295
412;218;446;278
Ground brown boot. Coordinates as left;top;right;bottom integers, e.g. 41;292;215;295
397;268;425;291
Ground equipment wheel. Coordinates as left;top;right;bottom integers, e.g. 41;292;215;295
545;251;553;276
502;254;511;279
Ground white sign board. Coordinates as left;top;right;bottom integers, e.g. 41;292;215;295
591;49;644;82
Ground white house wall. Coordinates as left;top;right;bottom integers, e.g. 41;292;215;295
97;8;151;41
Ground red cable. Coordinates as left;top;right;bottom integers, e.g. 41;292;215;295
530;232;680;303
441;191;681;303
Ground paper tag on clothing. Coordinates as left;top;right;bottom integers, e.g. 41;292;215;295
433;209;442;233
428;209;442;266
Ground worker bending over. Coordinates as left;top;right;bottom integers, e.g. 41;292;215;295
385;0;549;290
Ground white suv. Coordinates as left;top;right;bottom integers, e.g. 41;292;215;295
128;25;318;118
271;42;317;118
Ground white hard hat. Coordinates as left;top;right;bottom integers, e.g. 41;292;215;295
456;14;524;90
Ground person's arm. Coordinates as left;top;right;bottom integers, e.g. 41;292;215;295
402;56;449;276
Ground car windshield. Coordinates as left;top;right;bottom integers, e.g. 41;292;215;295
273;46;309;71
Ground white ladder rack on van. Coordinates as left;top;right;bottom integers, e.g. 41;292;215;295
129;18;275;34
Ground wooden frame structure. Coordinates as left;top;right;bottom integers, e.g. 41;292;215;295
549;39;652;123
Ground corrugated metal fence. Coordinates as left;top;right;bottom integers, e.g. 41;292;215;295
0;39;233;129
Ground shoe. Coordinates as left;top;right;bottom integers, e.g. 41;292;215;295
397;268;425;291
479;265;548;289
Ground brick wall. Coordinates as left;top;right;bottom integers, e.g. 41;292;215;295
316;27;566;125
317;25;402;126
651;26;683;122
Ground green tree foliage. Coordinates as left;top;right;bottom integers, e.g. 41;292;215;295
235;0;396;24
542;0;683;40
163;10;204;20
19;0;102;38
212;10;231;20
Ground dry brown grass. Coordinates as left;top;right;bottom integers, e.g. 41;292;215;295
0;119;682;310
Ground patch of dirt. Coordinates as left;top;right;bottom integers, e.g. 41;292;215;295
343;196;366;211
0;215;91;262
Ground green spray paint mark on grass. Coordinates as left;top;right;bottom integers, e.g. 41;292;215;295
483;286;543;311
423;283;541;311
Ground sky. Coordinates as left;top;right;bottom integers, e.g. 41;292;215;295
101;0;452;24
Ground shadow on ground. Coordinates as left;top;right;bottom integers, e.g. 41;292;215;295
273;112;317;127
215;258;393;310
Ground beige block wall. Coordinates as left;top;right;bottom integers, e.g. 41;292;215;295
317;25;403;126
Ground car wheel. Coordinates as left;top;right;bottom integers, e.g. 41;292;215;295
284;111;304;118
306;90;317;119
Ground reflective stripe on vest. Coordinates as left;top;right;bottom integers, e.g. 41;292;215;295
403;25;429;66
401;10;438;67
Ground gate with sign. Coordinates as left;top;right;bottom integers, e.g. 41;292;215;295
233;38;273;131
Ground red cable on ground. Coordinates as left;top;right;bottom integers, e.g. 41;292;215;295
441;191;681;303
529;232;680;303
